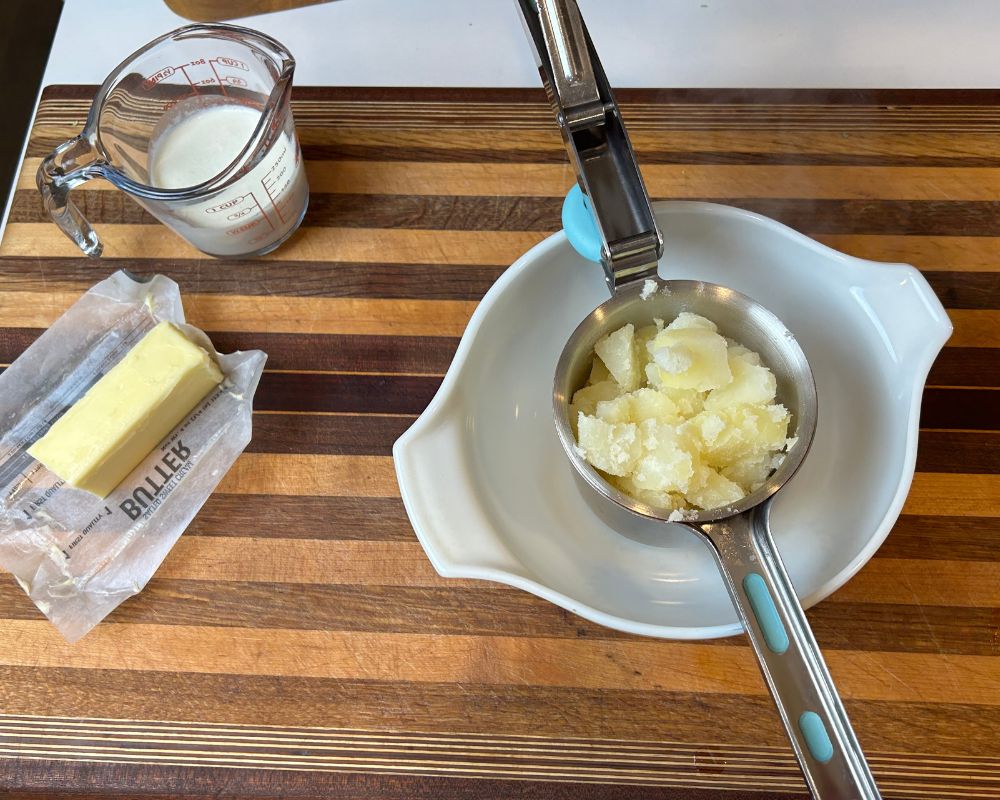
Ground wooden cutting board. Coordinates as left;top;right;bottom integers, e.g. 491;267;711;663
0;86;998;799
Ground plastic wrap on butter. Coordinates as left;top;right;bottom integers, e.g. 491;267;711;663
0;271;266;642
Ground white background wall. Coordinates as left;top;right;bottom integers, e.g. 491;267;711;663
46;0;1000;88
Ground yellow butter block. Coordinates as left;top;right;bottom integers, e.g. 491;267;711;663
28;321;223;497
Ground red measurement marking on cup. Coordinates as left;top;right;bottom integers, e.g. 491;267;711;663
206;192;276;232
208;59;229;98
145;56;249;93
214;56;249;71
142;66;175;89
227;217;266;238
260;146;291;223
177;60;203;95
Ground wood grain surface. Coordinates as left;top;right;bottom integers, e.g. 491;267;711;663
164;0;331;23
0;86;998;799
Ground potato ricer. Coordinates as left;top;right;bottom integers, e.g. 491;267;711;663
516;1;883;797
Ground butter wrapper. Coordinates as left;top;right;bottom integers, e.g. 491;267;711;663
0;271;266;642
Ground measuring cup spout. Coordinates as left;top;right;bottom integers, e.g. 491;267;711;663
37;135;105;257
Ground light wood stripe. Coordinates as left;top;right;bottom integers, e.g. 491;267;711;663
0;289;992;346
3;535;974;609
300;162;1000;201
0;224;548;267
811;234;1000;271
155;539;451;587
0;620;996;705
0;290;478;337
19;158;1000;201
26;449;987;514
29;110;1000;157
218;456;999;516
5;225;1000;279
137;543;1000;608
824;559;1000;608
948;311;1000;347
218;453;398;497
902;473;1000;517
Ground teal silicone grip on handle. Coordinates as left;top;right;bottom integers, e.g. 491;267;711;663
562;184;602;264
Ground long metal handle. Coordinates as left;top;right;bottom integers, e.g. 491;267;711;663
535;0;603;127
697;504;882;800
516;0;662;293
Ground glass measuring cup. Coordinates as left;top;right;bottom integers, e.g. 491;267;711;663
38;23;309;258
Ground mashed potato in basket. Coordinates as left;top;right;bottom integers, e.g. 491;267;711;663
571;312;795;512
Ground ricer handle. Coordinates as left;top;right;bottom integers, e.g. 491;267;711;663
516;0;662;294
696;504;883;800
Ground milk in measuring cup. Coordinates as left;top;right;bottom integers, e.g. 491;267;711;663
149;101;308;256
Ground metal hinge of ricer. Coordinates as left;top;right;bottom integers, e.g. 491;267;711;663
516;0;663;294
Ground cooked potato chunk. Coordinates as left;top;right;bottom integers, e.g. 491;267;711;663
570;313;794;512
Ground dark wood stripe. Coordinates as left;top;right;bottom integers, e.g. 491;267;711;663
300;142;1000;168
37;83;1000;106
0;759;808;800
255;373;440;415
1;581;994;657
187;495;414;541
920;388;999;431
0;329;994;427
876;516;1000;562
250;373;995;427
928;347;1000;387
924;271;1000;310
243;411;1000;473
186;495;995;565
0;257;995;311
0;329;994;426
0;329;462;375
215;332;458;374
246;412;412;456
13;190;1000;237
699;198;1000;237
0;257;504;302
915;431;1000;473
0;665;996;756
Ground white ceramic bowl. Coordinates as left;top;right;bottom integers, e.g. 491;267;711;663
393;201;952;639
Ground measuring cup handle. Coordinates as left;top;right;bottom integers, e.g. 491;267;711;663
695;506;882;800
36;136;104;257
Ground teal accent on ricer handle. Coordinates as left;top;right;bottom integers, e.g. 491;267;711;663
562;184;603;264
742;572;789;654
799;711;835;763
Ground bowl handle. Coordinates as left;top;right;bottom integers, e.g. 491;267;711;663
394;416;529;580
849;263;953;365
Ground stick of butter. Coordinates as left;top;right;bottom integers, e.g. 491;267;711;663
28;321;224;498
